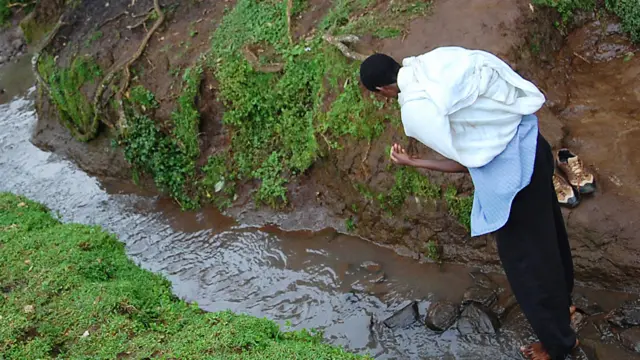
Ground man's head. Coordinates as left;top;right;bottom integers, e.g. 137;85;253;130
360;53;401;98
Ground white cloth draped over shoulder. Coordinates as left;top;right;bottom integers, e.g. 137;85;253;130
397;47;546;168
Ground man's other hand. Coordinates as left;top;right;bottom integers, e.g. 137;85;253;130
390;144;414;166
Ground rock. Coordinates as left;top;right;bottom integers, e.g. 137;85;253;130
425;300;460;332
607;299;640;328
573;293;605;316
457;303;500;335
383;301;419;330
468;271;498;290
619;327;640;353
462;285;498;308
23;304;35;313
360;261;382;273
491;293;518;319
11;39;24;51
0;56;7;65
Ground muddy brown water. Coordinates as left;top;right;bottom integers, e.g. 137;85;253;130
1;58;638;359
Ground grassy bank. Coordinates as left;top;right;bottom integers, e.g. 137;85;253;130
0;193;368;359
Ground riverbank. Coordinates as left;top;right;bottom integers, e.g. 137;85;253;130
6;0;640;292
0;192;367;359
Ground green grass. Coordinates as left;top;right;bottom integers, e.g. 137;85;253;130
38;54;102;141
172;64;204;160
444;187;473;231
424;239;441;263
0;193;369;359
378;167;440;212
208;0;415;206
531;0;595;24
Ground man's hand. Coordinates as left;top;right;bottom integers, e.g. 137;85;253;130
390;144;415;166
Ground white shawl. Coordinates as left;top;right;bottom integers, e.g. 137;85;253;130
397;47;546;168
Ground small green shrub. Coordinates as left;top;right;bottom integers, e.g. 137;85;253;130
345;217;356;231
122;114;196;209
172;64;204;160
38;54;102;141
424;239;441;262
606;0;640;42
129;85;159;110
444;187;473;231
199;154;235;209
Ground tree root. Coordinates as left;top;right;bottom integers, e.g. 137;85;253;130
286;0;293;45
323;34;369;61
93;0;165;135
242;46;284;73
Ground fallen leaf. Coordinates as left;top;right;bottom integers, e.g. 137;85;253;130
17;202;26;207
23;305;35;313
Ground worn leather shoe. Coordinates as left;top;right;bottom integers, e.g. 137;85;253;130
553;173;580;208
557;149;596;195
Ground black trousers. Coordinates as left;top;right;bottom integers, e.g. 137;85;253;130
496;133;576;360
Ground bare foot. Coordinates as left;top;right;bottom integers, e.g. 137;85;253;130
520;340;580;360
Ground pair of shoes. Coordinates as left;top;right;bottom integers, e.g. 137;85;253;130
553;149;596;208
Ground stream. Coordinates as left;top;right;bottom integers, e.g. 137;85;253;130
1;57;638;360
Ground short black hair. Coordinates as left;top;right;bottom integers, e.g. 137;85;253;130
359;53;401;92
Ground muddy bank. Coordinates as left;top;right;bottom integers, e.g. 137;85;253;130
25;0;640;292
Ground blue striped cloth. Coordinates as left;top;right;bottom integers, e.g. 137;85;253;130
467;114;539;236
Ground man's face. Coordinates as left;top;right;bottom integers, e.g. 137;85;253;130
376;85;399;98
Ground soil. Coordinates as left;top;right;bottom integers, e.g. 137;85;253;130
20;0;640;292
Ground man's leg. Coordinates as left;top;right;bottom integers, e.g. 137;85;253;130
551;189;574;305
496;135;576;360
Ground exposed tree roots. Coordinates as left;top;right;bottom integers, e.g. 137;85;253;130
323;34;370;61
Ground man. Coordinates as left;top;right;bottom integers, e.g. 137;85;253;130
360;47;578;360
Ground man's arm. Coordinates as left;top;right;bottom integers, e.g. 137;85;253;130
390;143;468;173
408;158;468;173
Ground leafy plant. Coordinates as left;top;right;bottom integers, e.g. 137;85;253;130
605;0;640;42
199;154;235;209
129;85;159;110
345;217;356;231
171;64;204;160
122;114;197;209
379;167;440;211
444;187;473;230
38;54;102;141
424;239;441;262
